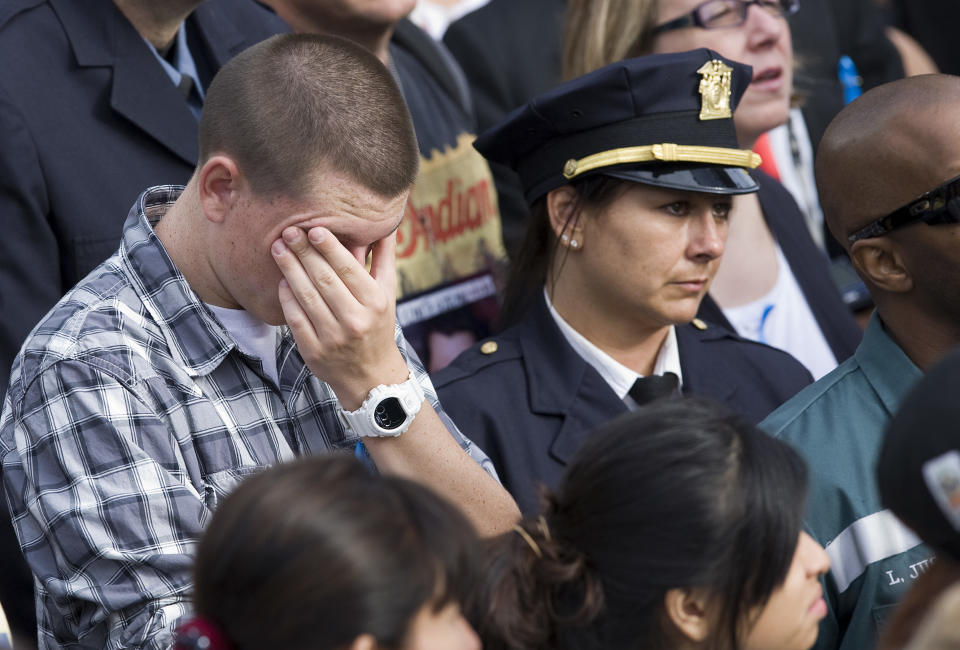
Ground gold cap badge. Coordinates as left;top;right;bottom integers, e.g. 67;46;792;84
697;60;734;121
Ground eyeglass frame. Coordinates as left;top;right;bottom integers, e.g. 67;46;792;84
847;174;960;243
652;0;800;35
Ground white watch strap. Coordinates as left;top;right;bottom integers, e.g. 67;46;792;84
338;373;425;438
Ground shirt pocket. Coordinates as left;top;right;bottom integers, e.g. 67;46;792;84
872;603;898;635
201;465;269;511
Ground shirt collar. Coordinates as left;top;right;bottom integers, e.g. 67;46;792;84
142;24;205;113
856;312;923;416
544;289;683;399
119;185;237;376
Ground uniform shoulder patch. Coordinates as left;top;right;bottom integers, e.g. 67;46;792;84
432;337;522;387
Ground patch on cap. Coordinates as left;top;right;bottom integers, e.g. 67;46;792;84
698;60;733;121
923;450;960;532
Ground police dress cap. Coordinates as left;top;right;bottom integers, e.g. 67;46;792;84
879;347;960;561
473;49;761;204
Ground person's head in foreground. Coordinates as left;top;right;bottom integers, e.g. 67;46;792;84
563;0;797;148
174;456;481;650
476;49;762;326
477;398;829;650
877;347;960;650
816;74;960;371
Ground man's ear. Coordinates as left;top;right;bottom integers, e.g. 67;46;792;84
197;155;244;224
664;587;712;643
850;238;914;293
546;185;585;246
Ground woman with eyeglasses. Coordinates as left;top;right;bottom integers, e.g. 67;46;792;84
475;398;831;650
561;0;862;381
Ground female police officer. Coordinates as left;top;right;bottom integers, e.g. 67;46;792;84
432;50;812;513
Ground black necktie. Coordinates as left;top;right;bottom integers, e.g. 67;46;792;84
628;372;680;406
177;74;195;100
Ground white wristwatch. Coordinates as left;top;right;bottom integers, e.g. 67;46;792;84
337;373;425;438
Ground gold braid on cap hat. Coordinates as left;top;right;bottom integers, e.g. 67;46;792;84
562;143;762;180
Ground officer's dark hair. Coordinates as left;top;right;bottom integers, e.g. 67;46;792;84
501;175;626;326
199;33;419;201
474;398;809;650
191;455;480;649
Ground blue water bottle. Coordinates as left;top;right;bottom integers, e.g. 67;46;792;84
838;55;862;105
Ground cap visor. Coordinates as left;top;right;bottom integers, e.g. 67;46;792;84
604;163;758;195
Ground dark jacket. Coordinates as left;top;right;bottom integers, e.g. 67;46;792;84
887;0;960;75
0;0;288;398
433;295;812;513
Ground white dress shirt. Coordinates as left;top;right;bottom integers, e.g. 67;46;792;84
544;289;682;410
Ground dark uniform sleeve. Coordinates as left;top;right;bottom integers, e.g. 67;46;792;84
433;356;512;485
432;340;532;506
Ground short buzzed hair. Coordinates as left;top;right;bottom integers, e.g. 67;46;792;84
199;34;419;199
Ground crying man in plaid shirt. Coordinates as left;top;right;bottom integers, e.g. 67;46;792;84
0;34;517;650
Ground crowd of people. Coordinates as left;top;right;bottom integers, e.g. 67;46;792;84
0;0;958;649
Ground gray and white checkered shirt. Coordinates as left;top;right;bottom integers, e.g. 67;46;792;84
0;186;496;649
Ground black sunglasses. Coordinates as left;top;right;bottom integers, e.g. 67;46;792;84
847;174;960;243
653;0;799;35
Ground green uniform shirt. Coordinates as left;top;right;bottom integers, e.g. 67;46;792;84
762;314;933;650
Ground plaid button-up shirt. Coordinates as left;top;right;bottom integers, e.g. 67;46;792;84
0;186;496;650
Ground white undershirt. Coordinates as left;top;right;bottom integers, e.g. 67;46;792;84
206;304;281;386
408;0;492;38
544;289;683;410
721;246;837;380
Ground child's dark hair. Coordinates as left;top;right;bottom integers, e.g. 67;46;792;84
475;397;808;650
191;454;480;649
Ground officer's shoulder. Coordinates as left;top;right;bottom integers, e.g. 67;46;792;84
432;336;523;388
0;1;51;34
680;319;810;368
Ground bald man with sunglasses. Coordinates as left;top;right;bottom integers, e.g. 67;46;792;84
761;74;960;650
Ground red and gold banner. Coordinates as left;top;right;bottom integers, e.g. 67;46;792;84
396;133;506;300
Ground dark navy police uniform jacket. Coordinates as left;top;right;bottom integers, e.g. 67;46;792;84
433;295;813;514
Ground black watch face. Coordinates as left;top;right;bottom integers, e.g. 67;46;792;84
374;397;407;430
